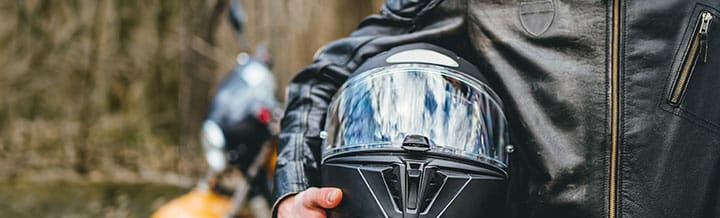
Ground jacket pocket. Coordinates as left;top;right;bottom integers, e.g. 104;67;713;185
664;5;720;131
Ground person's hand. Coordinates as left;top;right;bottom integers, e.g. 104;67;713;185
277;187;343;218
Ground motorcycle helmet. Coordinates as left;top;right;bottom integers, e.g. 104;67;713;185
320;43;512;218
201;53;277;173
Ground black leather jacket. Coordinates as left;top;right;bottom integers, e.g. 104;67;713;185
274;0;720;217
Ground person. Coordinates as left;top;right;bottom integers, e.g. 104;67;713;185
274;0;720;217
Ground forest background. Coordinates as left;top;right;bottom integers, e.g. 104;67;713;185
0;1;383;217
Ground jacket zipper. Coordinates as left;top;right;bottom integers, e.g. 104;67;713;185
669;11;714;105
609;0;621;217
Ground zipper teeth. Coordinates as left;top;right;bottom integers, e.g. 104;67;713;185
609;0;621;217
670;11;713;104
670;34;702;103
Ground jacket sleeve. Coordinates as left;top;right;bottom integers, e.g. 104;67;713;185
272;0;472;209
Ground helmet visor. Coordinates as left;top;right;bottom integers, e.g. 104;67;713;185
323;64;510;170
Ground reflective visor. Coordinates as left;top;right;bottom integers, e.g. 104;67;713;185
323;64;510;170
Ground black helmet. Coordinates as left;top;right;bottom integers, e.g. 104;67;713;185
201;53;277;173
320;43;512;218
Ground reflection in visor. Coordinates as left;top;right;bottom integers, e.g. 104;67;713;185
323;64;509;169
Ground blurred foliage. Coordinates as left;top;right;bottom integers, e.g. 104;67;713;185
0;0;383;216
0;0;191;182
0;181;185;218
0;0;383;184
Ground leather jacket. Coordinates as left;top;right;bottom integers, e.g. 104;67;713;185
274;0;720;217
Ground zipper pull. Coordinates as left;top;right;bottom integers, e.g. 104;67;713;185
699;12;713;63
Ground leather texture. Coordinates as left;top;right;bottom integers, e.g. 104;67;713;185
274;0;720;217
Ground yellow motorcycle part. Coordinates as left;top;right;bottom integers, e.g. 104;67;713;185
151;189;231;218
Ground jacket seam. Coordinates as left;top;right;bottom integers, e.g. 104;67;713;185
618;1;628;216
675;106;720;131
659;105;720;137
297;82;314;190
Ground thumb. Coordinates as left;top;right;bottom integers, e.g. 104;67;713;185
301;187;343;209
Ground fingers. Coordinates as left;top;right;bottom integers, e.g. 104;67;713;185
277;188;344;218
299;187;343;209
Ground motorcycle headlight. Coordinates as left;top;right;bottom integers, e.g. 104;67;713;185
202;120;227;172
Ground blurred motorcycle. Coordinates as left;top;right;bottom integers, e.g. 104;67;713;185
152;1;278;217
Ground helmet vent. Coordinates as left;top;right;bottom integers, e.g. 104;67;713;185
382;165;403;211
382;162;449;214
419;170;445;213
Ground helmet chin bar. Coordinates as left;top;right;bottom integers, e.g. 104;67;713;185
322;151;507;218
